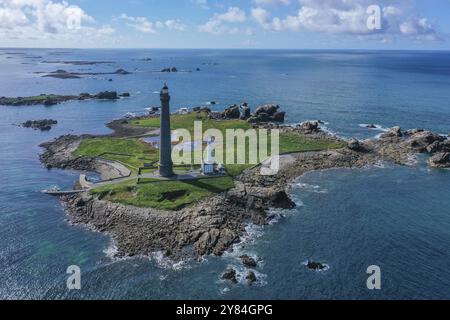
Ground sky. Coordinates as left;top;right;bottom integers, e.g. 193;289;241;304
0;0;449;49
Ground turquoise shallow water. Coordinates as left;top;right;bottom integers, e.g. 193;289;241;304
0;49;449;299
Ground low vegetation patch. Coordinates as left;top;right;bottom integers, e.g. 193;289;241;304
74;137;158;170
90;176;235;210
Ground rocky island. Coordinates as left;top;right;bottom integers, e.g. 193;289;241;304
22;119;58;131
38;103;450;268
0;91;130;106
35;69;132;79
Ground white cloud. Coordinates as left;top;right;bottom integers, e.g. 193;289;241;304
0;0;112;41
216;6;246;23
191;0;209;9
251;0;441;42
199;6;247;35
253;0;290;6
120;14;157;33
119;15;187;33
164;20;187;31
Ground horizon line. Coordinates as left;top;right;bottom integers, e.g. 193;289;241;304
1;47;450;52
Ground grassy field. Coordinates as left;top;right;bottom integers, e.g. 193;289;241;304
91;176;235;210
74;114;344;175
131;111;252;132
74;138;158;170
130;112;344;176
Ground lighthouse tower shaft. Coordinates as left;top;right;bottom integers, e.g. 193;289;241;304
159;85;174;177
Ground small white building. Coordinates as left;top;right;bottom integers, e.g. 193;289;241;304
202;138;216;175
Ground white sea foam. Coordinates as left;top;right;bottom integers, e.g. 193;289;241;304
295;182;328;194
405;154;418;166
103;242;119;259
219;264;268;288
359;123;389;132
318;123;337;137
149;251;192;271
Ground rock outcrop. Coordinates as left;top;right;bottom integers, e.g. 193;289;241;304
248;104;285;123
428;152;450;168
240;255;257;268
297;121;321;134
305;261;327;271
246;271;257;285
206;103;286;123
96;91;119;100
22;119;57;131
161;67;178;73
222;268;238;283
347;138;361;151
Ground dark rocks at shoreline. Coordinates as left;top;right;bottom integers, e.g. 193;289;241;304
382;126;403;138
22;119;58;131
403;129;445;153
248;104;285;123
428;152;450;168
347;138;361;151
161;67;178;73
95;91;119;100
270;190;296;209
223;105;241;119
240;106;251;120
148;106;160;115
209;103;285;123
246;271;257;285
366;124;377;129
240;255;257;268
193;106;211;114
305;261;327;271
297;121;322;134
222;268;238;284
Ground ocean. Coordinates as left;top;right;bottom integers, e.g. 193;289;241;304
0;49;449;299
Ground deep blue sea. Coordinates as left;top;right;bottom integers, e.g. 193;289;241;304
0;49;449;299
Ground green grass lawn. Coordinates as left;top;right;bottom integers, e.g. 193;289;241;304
91;176;235;210
131;111;252;132
130;112;344;176
74;137;158;170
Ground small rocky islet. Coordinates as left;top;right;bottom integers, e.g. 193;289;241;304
22;119;58;131
0;91;130;107
34;68;132;79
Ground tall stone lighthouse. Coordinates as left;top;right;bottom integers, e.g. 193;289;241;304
159;84;174;177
